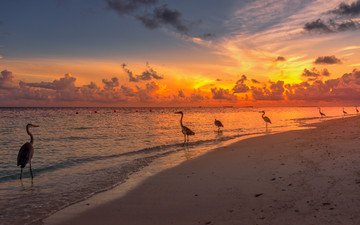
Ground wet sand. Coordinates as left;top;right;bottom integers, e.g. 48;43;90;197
45;116;360;225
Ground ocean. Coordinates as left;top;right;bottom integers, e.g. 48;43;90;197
0;107;355;225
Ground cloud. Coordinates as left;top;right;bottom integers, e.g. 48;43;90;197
21;73;76;90
251;81;285;101
251;79;260;84
331;0;360;16
122;63;163;82
178;89;185;98
102;77;120;90
106;0;190;34
190;89;208;101
304;19;333;33
0;70;17;89
302;68;331;80
211;87;237;101
275;56;286;62
286;69;360;101
137;5;188;33
105;0;158;15
232;75;250;93
314;55;342;65
305;1;360;34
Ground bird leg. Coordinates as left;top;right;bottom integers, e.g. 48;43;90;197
20;168;23;180
29;162;34;179
183;135;186;145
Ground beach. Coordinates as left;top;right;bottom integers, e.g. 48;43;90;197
44;115;360;225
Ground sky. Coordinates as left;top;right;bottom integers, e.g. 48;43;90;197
0;0;360;107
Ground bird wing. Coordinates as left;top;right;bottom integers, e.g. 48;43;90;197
17;142;32;168
215;120;224;127
265;116;272;124
182;126;195;135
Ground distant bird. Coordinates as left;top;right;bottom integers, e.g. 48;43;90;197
318;107;326;117
114;110;116;113
356;107;359;114
17;124;39;179
175;111;195;143
75;112;79;114
343;108;348;116
260;111;272;127
214;119;224;132
94;111;98;114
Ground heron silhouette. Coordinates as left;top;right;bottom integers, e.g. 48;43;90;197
214;119;224;132
17;124;39;179
356;107;359;114
343;108;348;116
260;111;272;127
318;107;326;117
175;111;195;144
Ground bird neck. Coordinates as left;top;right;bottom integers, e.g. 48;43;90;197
26;126;34;145
179;113;184;126
262;112;265;118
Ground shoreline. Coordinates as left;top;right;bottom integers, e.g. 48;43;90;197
44;115;360;225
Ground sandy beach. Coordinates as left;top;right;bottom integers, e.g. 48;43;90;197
44;116;360;225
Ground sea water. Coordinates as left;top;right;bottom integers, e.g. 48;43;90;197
0;107;354;225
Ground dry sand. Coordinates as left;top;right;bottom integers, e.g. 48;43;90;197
45;116;360;225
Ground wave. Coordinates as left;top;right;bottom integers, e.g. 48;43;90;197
0;131;263;183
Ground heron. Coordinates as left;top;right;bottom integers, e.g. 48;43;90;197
17;124;39;179
259;111;272;127
356;107;359;113
343;108;348;116
214;119;224;132
318;107;326;117
175;111;195;143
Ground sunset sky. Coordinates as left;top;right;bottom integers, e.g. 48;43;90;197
0;0;360;106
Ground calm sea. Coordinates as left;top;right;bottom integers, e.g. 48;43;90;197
0;107;355;225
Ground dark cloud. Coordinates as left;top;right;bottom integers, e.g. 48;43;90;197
211;88;237;101
122;63;163;82
106;0;158;15
305;1;360;34
302;68;331;81
107;0;190;34
314;55;342;65
232;75;250;93
137;5;188;33
304;18;359;33
331;0;360;16
275;56;286;62
304;19;333;33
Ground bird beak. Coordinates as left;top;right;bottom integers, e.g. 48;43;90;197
174;111;180;114
31;124;39;127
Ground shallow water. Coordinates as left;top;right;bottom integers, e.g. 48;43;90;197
0;107;355;225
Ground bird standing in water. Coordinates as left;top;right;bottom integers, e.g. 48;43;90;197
175;111;195;144
17;124;39;179
318;107;326;117
356;107;359;114
260;111;272;127
343;108;348;116
214;119;224;132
